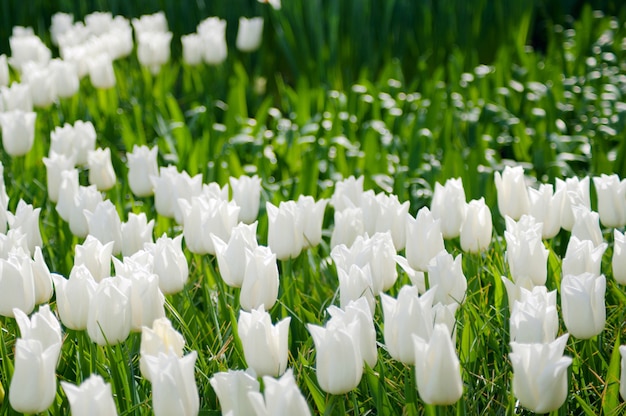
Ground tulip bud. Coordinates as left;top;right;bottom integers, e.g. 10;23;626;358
431;178;467;239
7;199;42;255
212;222;258;288
181;34;203;66
267;200;303;260
43;152;75;203
22;63;55;108
52;265;98;330
85;200;123;255
307;321;363;394
240;246;279;311
504;215;548;286
330;207;364;249
248;369;311;416
460;198;493;253
88;147;116;191
145;233;188;294
338;264;376;313
75;235;113;283
154;167;202;222
180;196;240;255
571;205;604;248
297;195;328;248
140;317;185;381
121;212;154;257
509;334;572;413
236;17;264;52
0;250;35;317
360;191;409;250
89;53;116;89
556;176;591;231
405;207;444;271
413;324;463;405
238;306;290;377
137;31;173;75
331;176;364;212
427;250;467;305
51;12;74;46
127;145;158;197
87;276;132;345
49;58;79;98
8;33;51;71
0;110;36;156
144;351;199;416
229;175;261;223
494;166;530;220
121;266;165;332
32;246;53;304
210;369;260;416
381;285;435;364
69;185;103;238
197;17;227;65
61;374;118;416
561;272;606;339
528;183;564;239
613;230;626;285
593;174;626;228
561;236;606;277
510;286;558;344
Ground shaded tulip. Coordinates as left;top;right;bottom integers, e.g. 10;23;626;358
460;197;493;253
431;178;466;239
87;276;132;345
140;317;185;381
22;63;55;107
613;230;626;285
1;82;32;112
338;264;376;313
238;306;290;377
428;250;467;305
510;286;558;343
0;110;36;156
494;166;530;220
137;31;173;75
146;233;188;294
327;297;377;368
556;176;591;231
61;374;118;416
181;33;203;66
330;206;364;248
69;185;103;238
361;192;409;250
561;236;606;277
381;286;435;364
331;175;364;212
132;11;168;35
528;183;564;239
75;235;113;283
0;250;35;317
571;205;604;248
509;334;572;413
121;267;165;332
197;17;227;65
210;369;260;416
32;246;53;304
240;246;279;311
127;145;158;197
157;167;202;223
413;324;463;405
8;199;42;254
248;369;311;416
89;53;116;89
121;212;154;257
432;302;459;343
85;200;123;255
50;120;96;166
52;265;97;330
405;207;444;271
212;222;258;288
593;174;626;228
267;200;303;260
236;17;264;52
88;147;116;191
561;272;606;339
0;54;8;87
180;196;240;255
307;321;363;394
43;151;75;203
144;351;199;416
297;195;328;248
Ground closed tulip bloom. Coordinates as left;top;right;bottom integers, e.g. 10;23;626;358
68;185;103;238
50;12;74;46
240;246;279;311
49;58;79;98
85;11;113;35
161;168;203;223
8;199;42;254
181;33;204;66
413;324;463;405
0;110;36;156
197;17;227;65
510;286;558;343
75;235;114;283
0;250;35;317
151;166;179;217
236;17;264;52
144;351;199;416
561;236;607;277
146;233;188;294
85;200;123;255
297;195;328;248
428;250;467;305
88;148;116;191
50;121;96;165
338;264;376;313
137;31;173;75
381;286;435;364
248;369;311;416
43;152;75;203
238;306;290;377
210;370;260;416
432;302;459;343
213;222;258;288
307;322;363;394
140;317;185;380
504;216;548;286
509;334;572;413
571;205;603;247
32;246;53;304
267;200;303;260
52;265;97;330
620;345;626;401
8;34;51;71
460;197;493;253
613;230;626;284
494;166;530;220
121;212;154;257
89;53;115;89
431;178;467;239
180;196;240;255
593;174;626;228
556;176;591;231
13;304;62;350
127;145;158;197
528;183;565;239
330;207;364;248
405;207;445;271
123;269;165;332
331;176;364;212
22;63;55;108
87;276;132;345
1;82;32;111
561;273;606;339
361;192;409;250
61;374;118;416
229;175;261;224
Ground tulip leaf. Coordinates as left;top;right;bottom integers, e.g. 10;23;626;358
601;333;621;415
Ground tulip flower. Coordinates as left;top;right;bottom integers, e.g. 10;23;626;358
330;206;364;248
197;17;227;65
210;369;260;416
405;207;445;271
122;268;165;332
307;321;363;394
528;183;564;239
432;302;459;343
430;178;467;239
613;230;626;285
556;176;591;231
132;11;168;35
43;152;75;203
331;175;364;212
85;200;123;255
297;195;328;248
236;17;264;52
240;246;279;311
159;168;203;224
88;147;116;191
1;82;32;112
620;345;626;401
86;11;113;35
561;236;606;277
180;196;240;255
50;12;74;46
338;264;376;313
181;33;203;66
381;286;435;364
571;205;603;248
32;246;53;305
89;53;116;89
14;304;62;350
509;334;572;413
248;369;311;416
238;306;290;377
146;233;189;294
8;199;42;255
127;145;158;197
8;33;51;71
360;191;409;250
510;286;558;343
49;58;79;98
460;197;493;253
144;351;199;416
267;200;303;260
50;121;97;166
428;250;467;305
137;31;173;75
504;216;548;286
230;175;262;224
140;317;186;381
212;222;259;288
494;166;530;220
61;374;118;416
74;234;114;283
561;272;606;339
52;265;98;330
0;250;36;317
121;212;154;257
0;54;8;87
69;185;103;238
22;63;55;107
593;174;626;228
413;324;463;405
0;110;36;156
87;276;132;345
